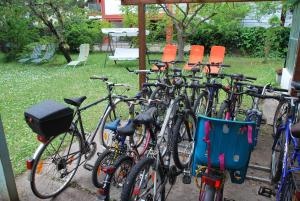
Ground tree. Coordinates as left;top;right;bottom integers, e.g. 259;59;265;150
25;0;85;62
160;4;217;60
0;2;38;60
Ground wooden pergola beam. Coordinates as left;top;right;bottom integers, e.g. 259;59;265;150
121;0;278;5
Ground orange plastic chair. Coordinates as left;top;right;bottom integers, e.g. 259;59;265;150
183;45;204;71
152;44;177;71
203;46;226;74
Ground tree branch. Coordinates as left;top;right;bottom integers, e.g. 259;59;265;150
185;4;205;27
190;12;217;34
159;4;181;24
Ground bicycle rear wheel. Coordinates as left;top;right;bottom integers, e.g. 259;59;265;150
199;185;223;201
279;172;296;201
120;157;165;201
30;132;82;199
273;101;289;137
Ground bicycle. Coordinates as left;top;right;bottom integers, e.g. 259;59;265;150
270;81;300;200
216;74;256;120
99;100;168;201
24;76;134;199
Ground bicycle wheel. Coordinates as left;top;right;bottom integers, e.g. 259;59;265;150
171;112;196;169
217;101;229;119
150;86;170;124
279;172;296;201
199;185;223;201
120;157;165;201
270;129;285;184
92;150;116;188
109;155;134;201
30;132;82;199
273;101;289;137
194;91;208;115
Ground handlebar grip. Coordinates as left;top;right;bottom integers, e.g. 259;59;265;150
220;64;231;67
90;76;108;81
245;76;257;81
273;87;288;92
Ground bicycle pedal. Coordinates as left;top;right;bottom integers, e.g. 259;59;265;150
258;186;273;198
224;198;235;201
83;163;94;171
182;174;191;184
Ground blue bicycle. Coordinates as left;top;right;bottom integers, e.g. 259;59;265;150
271;81;300;201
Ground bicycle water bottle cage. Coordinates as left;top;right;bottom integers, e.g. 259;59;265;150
104;119;121;132
133;107;157;125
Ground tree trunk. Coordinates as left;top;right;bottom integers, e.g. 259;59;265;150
59;42;72;63
177;30;185;61
280;5;286;27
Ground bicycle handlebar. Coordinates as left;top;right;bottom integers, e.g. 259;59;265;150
126;67;153;74
90;76;108;81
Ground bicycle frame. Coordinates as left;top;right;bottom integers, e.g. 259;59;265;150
274;98;300;200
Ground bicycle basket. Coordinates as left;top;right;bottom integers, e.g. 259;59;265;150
25;100;74;138
192;115;256;182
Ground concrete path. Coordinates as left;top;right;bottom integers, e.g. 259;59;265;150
14;125;275;201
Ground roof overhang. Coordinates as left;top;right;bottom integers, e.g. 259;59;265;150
121;0;279;5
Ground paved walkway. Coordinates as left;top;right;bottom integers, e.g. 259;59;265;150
13;123;275;201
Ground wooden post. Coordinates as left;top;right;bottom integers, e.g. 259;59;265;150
138;3;146;89
0;116;19;201
293;39;300;82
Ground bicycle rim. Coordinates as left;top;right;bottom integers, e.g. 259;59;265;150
30;132;82;199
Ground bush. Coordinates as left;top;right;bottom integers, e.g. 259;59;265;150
188;25;290;58
0;6;39;61
64;19;111;52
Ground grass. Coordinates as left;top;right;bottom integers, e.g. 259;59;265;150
0;52;284;175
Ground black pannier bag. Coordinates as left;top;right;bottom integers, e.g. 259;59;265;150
24;100;74;138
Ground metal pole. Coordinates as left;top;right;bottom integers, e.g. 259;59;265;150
0;116;19;201
138;3;146;90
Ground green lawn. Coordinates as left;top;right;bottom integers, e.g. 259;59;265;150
0;52;283;175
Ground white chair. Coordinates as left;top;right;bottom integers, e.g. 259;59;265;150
66;44;90;67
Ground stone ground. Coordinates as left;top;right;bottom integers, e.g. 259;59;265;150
11;99;279;201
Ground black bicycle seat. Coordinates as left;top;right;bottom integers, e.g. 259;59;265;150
292;81;300;90
191;67;200;73
291;121;300;138
117;120;135;137
64;96;87;107
155;62;166;68
134;107;157;125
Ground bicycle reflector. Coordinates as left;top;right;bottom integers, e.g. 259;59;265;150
37;135;48;143
201;176;222;189
26;159;34;170
102;167;116;175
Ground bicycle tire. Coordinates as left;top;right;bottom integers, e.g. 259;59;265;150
171;112;196;169
273;101;289;137
194;91;208;115
217;101;228;119
108;155;134;200
30;132;82;199
279;172;296;201
92;150;115;188
120;157;165;201
270;129;284;184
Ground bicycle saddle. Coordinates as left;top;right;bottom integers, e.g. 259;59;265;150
64;96;87;107
134;107;157;125
117;120;135;136
291;121;300;138
155;62;166;68
191;67;200;73
292;81;300;91
105;119;121;132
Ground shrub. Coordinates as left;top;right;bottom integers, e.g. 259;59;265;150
64;19;111;52
0;6;39;61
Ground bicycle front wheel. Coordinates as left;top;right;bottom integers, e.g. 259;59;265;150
30;132;82;199
120;157;165;201
171;112;196;169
